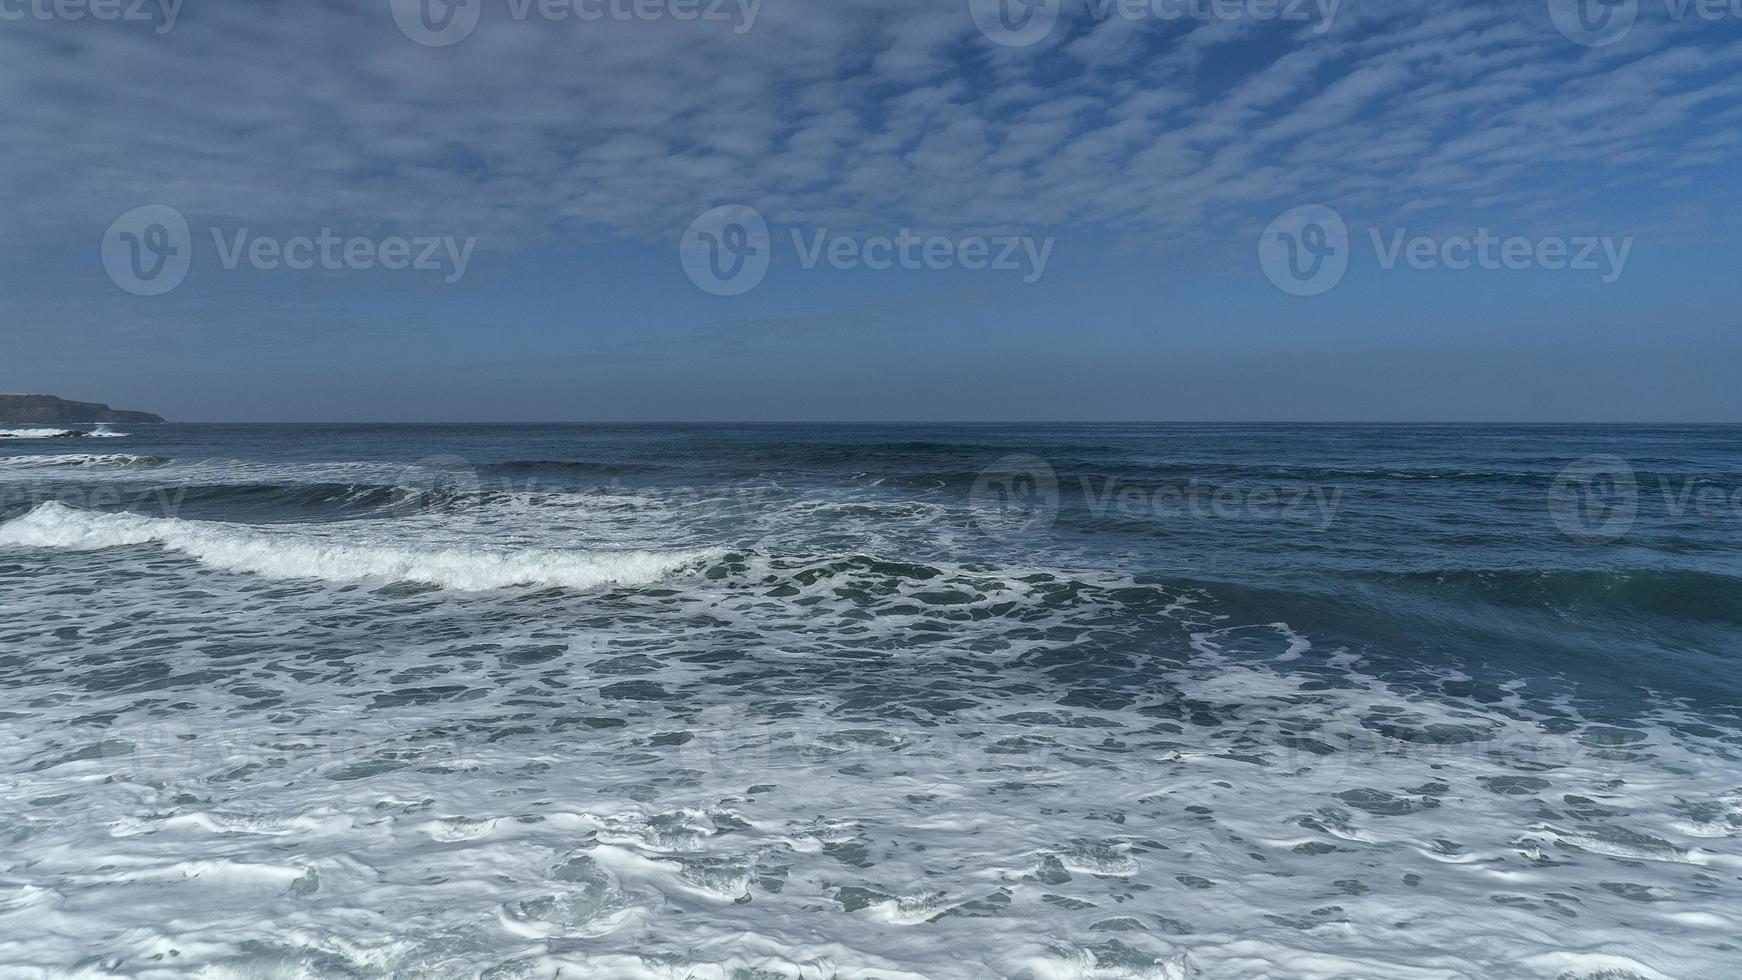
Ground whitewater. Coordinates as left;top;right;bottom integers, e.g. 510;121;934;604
1;423;1738;979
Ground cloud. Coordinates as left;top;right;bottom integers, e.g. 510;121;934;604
1;0;1738;262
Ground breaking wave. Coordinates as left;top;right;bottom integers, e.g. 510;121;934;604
0;502;719;592
0;427;129;439
0;453;167;468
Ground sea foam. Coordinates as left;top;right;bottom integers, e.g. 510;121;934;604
0;453;167;468
0;501;717;591
0;427;128;439
4;426;1741;978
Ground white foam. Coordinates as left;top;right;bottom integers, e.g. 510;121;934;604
0;427;82;439
0;502;718;591
0;453;164;467
0;426;128;439
12;629;1730;978
2;493;1739;978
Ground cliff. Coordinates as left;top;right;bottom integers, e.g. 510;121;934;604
0;394;166;424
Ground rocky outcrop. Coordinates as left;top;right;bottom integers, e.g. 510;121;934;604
0;394;165;424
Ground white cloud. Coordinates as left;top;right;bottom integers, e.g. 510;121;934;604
1;0;1737;258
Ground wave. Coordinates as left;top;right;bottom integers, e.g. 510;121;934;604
0;502;719;592
0;428;88;439
174;481;411;515
474;460;680;478
0;453;167;468
0;427;129;439
0;471;689;526
1367;567;1742;623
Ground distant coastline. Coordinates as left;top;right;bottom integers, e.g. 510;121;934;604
0;394;164;424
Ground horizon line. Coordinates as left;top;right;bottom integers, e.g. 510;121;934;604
103;419;1742;427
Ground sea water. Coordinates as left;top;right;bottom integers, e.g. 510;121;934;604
1;424;1738;978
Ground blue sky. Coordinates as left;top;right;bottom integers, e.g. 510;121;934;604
2;0;1740;421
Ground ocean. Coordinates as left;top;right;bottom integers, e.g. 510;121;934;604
1;423;1738;978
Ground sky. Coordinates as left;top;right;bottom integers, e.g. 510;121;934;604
1;0;1740;422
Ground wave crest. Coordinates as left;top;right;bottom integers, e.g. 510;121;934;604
0;502;718;592
0;427;129;439
0;454;167;468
